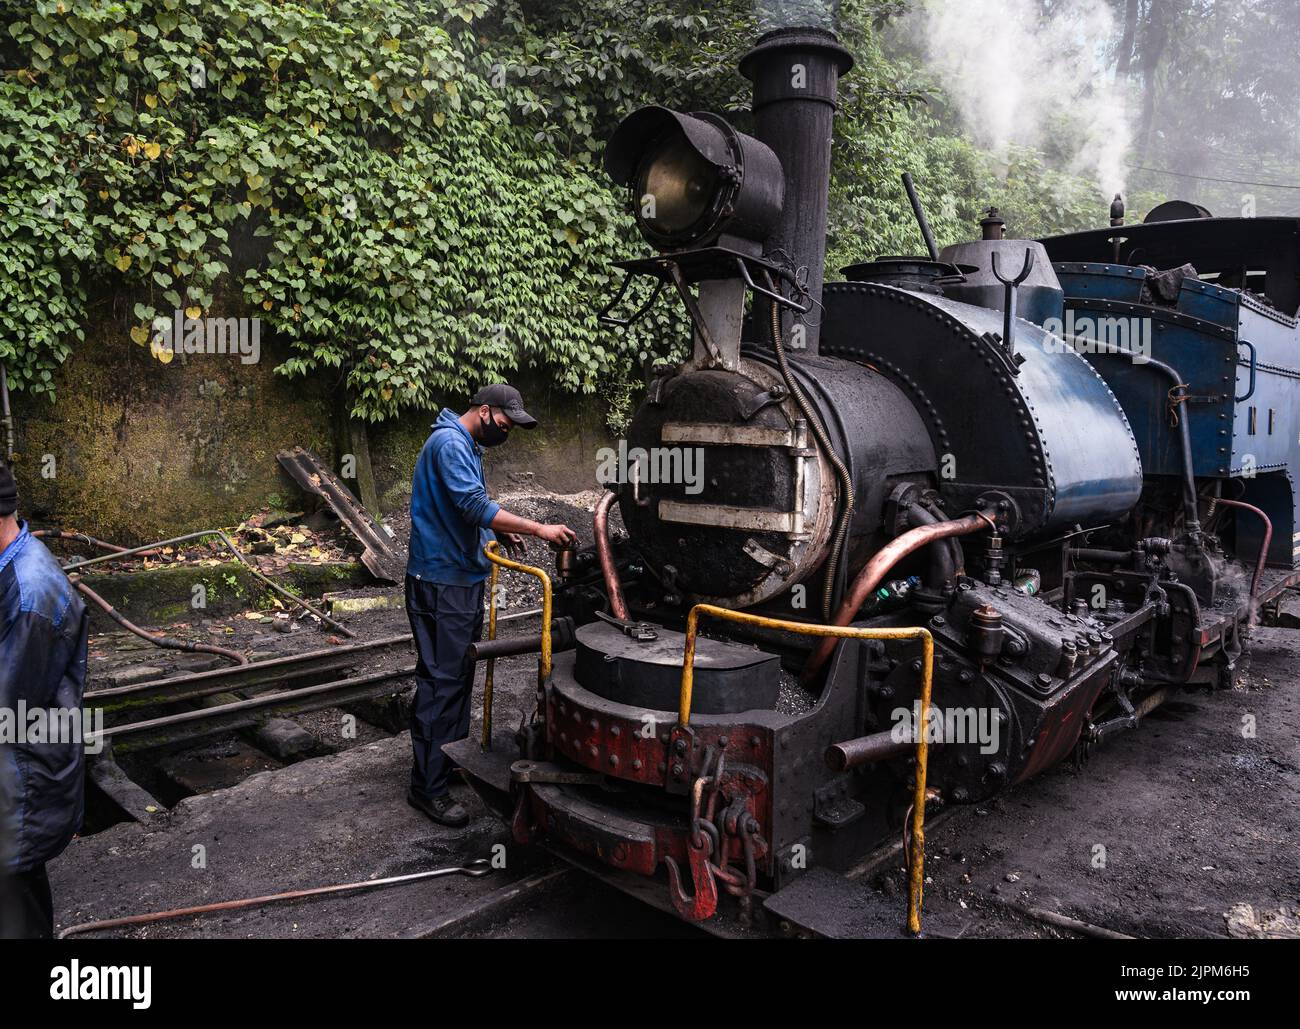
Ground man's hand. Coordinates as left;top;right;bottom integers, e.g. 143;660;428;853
500;531;527;557
535;523;578;548
490;509;578;549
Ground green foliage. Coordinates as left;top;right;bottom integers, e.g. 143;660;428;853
1;0;677;419
1;0;1137;421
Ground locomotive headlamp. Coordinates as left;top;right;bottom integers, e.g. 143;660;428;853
604;106;784;253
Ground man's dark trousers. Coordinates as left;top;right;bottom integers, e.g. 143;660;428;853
0;865;54;939
405;576;485;800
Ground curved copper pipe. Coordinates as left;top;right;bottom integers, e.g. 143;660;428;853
33;529;132;554
1216;497;1272;626
73;580;248;666
594;491;629;620
802;514;989;684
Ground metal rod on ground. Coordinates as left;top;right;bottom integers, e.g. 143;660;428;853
57;859;493;938
33;529;132;554
73;579;248;666
59;528;354;638
1009;903;1137;941
497;607;542;624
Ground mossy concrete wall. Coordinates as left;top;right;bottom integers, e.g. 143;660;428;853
12;313;616;543
13;309;335;545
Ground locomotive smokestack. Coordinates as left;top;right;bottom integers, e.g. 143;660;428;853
740;27;852;356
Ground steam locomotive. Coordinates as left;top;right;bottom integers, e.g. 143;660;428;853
448;27;1300;936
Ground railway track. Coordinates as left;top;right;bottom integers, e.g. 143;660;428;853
87;606;545;753
87;633;417;753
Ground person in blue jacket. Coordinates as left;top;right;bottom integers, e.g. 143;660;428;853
0;461;89;938
405;384;577;826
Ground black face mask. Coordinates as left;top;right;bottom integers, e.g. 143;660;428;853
479;411;510;447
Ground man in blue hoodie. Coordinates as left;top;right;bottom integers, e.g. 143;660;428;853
0;461;89;938
405;384;577;826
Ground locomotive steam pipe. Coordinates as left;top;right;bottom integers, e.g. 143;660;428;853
1093;346;1201;536
467;619;577;663
765;269;855;617
802;514;990;684
594;490;630;620
825;730;913;771
1215;497;1272;626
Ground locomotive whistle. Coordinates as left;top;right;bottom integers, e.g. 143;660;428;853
990;247;1036;360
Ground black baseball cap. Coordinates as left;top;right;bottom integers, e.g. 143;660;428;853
0;461;17;517
471;384;538;429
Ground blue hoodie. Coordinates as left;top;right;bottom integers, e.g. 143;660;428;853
406;409;501;585
0;521;89;872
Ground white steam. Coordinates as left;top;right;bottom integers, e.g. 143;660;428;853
906;0;1131;196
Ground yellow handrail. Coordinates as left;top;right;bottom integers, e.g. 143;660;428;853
481;541;553;750
678;604;934;936
481;559;500;751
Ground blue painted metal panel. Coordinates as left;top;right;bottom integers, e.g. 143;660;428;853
916;294;1144;527
1062;299;1235;477
1053;262;1145;304
1231;301;1300;476
1176;278;1239;328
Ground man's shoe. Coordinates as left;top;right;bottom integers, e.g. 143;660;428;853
407;788;470;828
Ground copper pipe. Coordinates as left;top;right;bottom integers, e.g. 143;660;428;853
802;514;989;684
33;529;129;553
73;579;248;665
594;490;629;620
1216;497;1272;626
825;729;912;771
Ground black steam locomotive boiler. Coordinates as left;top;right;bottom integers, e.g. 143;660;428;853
447;26;1300;936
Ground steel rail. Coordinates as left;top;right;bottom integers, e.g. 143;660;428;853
93;665;417;751
678;604;935;935
88;632;414;707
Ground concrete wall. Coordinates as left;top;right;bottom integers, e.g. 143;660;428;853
11;313;614;544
